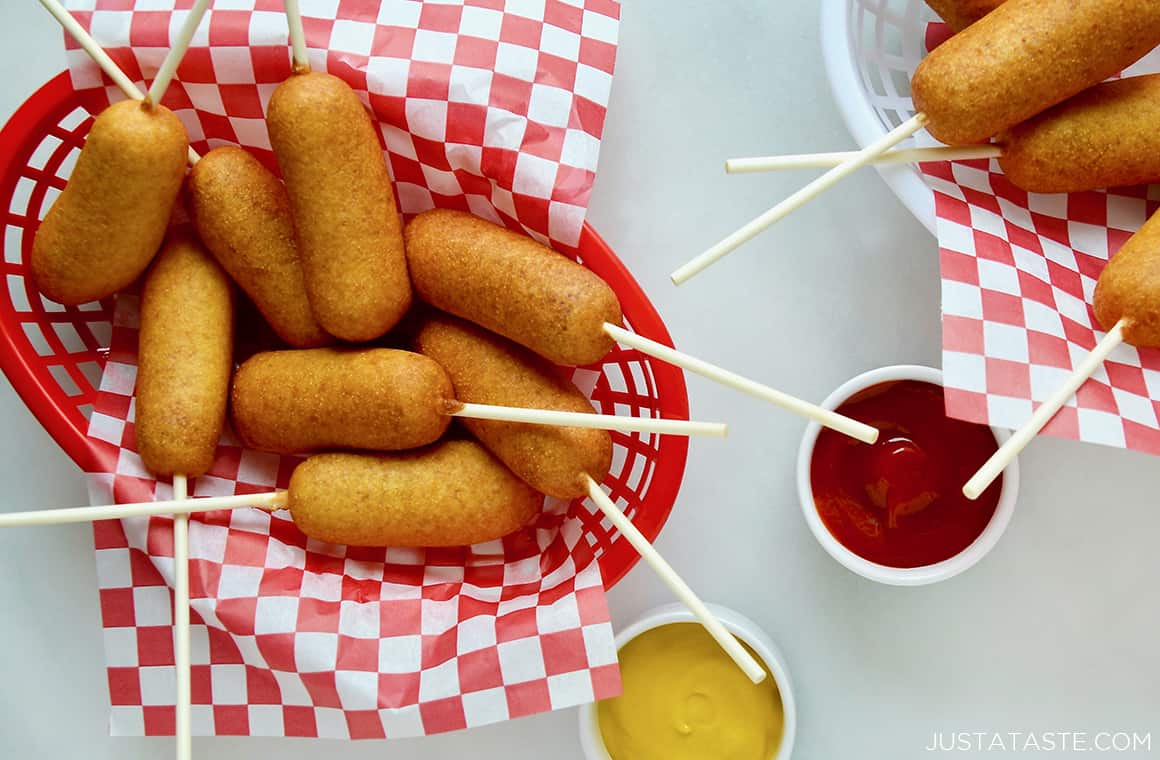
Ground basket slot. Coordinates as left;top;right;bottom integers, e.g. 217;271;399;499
78;360;104;393
21;321;53;356
11;177;37;217
48;363;82;398
3;226;21;265
27;135;64;171
7;273;29;312
52;320;93;354
624;449;648;494
54;108;92;136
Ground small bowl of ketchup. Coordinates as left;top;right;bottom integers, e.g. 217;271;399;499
796;365;1018;586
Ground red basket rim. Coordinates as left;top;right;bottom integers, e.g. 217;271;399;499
0;72;109;473
0;71;690;590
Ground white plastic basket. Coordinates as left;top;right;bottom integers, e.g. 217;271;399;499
820;0;938;233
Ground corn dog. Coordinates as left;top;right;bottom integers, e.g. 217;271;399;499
1094;211;1160;348
266;72;410;342
925;0;1005;32
31;100;188;304
135;230;234;478
414;314;612;499
997;75;1160;194
911;0;1160;146
188;146;331;348
230;348;452;454
289;441;542;547
405;209;623;366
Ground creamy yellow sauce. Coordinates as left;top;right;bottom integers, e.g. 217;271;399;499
597;622;784;760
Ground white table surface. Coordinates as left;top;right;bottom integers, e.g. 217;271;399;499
3;2;1159;758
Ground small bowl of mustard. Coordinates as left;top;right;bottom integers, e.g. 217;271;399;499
578;603;796;760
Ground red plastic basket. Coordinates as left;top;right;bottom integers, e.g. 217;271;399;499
0;72;689;589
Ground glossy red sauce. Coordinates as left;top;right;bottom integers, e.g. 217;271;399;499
810;380;1002;568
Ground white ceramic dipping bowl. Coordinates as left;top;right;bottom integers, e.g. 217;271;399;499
796;365;1019;586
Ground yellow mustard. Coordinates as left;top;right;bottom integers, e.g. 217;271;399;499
597;622;784;760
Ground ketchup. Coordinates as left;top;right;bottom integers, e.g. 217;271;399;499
810;380;1001;568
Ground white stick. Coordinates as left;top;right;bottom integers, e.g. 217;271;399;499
584;475;766;684
963;320;1128;500
725;144;1003;173
450;402;727;437
40;0;201;165
604;323;879;444
0;491;285;527
146;0;212;107
672;113;929;284
284;0;310;73
172;476;191;760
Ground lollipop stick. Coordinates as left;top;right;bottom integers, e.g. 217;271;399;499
584;476;766;684
672;113;929;284
172;475;191;760
146;0;212;107
0;491;285;527
40;0;201;165
725;144;1003;173
448;402;727;437
284;0;310;73
604;323;879;444
963;319;1128;499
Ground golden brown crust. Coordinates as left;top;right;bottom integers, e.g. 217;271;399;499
188;146;332;348
414;314;612;499
1093;211;1160;347
230;347;453;454
998;75;1160;194
925;0;1005;32
31;100;188;304
136;230;234;478
266;72;411;342
911;0;1160;145
405;209;622;366
288;441;542;547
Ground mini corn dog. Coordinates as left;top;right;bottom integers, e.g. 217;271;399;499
925;0;1005;32
31;100;188;304
997;75;1160;194
188;146;331;348
266;71;411;342
414;314;612;499
289;441;542;547
2;440;540;548
136;230;233;478
1094;210;1160;348
231;348;452;454
405;209;623;366
233;344;721;459
911;0;1160;146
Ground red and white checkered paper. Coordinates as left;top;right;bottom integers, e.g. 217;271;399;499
85;325;619;739
66;0;620;250
920;29;1160;456
66;0;627;739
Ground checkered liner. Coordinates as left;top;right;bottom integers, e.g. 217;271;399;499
45;0;661;740
65;0;620;250
84;286;676;738
909;22;1160;454
87;312;620;739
